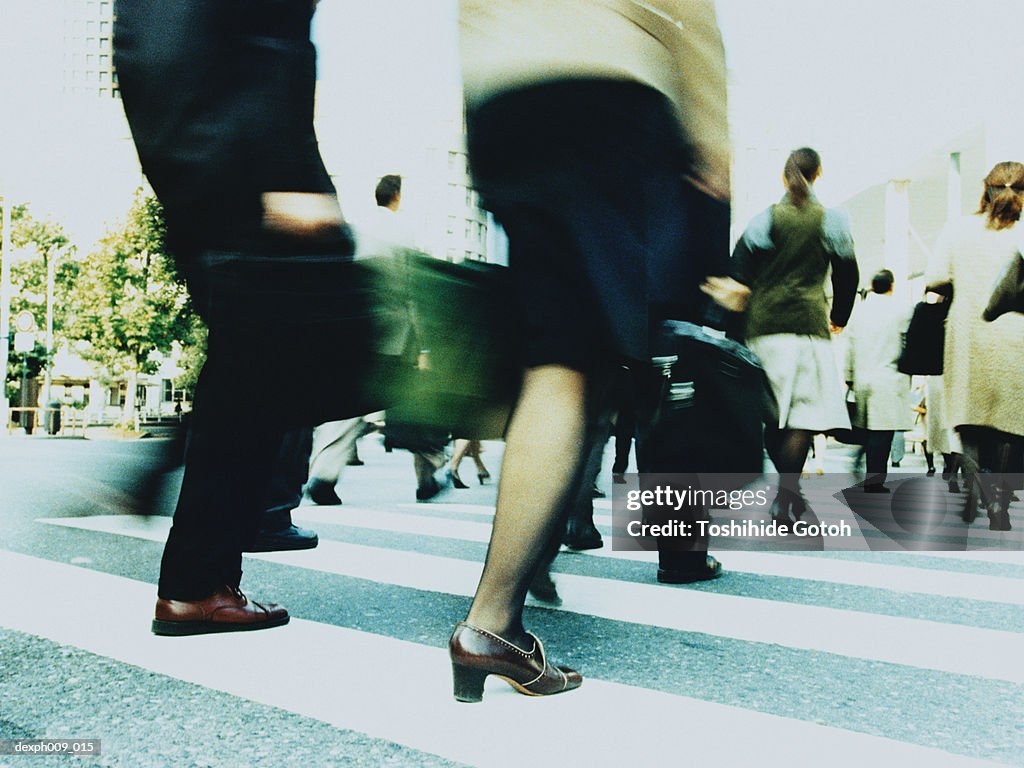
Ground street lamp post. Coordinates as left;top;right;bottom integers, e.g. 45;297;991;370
0;194;12;431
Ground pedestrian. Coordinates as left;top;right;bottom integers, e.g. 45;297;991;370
844;270;914;492
115;0;400;635
449;0;731;702
732;147;860;527
926;161;1024;530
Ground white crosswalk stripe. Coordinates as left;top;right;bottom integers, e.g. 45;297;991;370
0;550;1006;768
3;485;1022;767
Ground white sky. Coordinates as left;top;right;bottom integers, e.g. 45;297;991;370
3;1;1023;245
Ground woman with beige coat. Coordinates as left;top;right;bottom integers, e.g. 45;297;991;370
927;161;1024;530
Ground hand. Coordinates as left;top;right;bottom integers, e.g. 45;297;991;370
261;192;345;239
700;276;751;312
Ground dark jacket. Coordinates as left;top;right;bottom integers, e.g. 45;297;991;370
733;194;859;340
113;0;334;257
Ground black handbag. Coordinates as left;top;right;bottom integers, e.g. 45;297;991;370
897;297;950;375
983;252;1024;321
633;320;775;485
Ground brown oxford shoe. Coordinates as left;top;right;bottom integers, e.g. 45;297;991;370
449;622;582;703
152;585;289;636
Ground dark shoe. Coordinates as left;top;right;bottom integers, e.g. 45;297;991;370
988;505;1012;531
926;468;936;477
864;484;891;494
245;524;318;553
306;478;342;506
591;485;606;499
416;474;449;502
949;479;961;494
449;622;582;703
527;569;561;605
449;469;469;490
891;462;901;468
152;586;289;636
477;470;491;485
769;497;793;532
657;555;723;584
612;473;626;484
346;458;365;467
563;521;603;551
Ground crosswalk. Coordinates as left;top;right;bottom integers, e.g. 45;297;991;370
2;446;1024;767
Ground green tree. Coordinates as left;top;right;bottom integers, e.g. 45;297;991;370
66;190;193;427
1;203;77;402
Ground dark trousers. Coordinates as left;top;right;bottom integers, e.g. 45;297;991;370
158;252;398;600
864;429;895;486
261;427;314;532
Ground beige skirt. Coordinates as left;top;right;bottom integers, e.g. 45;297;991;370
748;333;850;432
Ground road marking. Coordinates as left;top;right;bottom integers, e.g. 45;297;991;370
0;550;1002;768
304;505;1024;604
35;515;1024;683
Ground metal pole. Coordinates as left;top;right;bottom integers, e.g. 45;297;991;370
20;350;28;432
44;253;54;404
0;194;12;430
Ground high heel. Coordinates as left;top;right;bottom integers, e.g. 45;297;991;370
477;470;491;485
449;469;469;490
448;622;582;703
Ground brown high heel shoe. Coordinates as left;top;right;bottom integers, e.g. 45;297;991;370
448;622;582;703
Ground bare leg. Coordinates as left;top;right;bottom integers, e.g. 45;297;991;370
465;365;586;646
450;439;471;474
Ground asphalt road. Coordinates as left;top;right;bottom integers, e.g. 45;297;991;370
1;433;1022;768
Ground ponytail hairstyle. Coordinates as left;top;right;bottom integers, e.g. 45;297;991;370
978;161;1024;230
783;147;821;208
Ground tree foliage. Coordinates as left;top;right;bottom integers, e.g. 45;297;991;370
66;190;193;384
1;202;76;400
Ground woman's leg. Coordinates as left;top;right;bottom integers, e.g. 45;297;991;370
765;425;814;519
464;365;587;646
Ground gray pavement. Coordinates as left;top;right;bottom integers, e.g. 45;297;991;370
0;433;1022;767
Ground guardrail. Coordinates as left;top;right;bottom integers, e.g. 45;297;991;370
5;406;87;436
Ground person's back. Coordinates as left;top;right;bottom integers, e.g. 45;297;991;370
743;198;832;339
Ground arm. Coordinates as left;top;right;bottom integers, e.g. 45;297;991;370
822;208;859;329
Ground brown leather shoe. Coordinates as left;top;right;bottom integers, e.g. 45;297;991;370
448;622;582;703
152;586;289;636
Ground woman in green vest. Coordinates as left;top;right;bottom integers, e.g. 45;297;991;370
732;148;860;527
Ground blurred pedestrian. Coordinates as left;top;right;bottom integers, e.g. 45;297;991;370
927;161;1024;530
115;0;398;635
449;0;731;702
844;270;914;492
732;148;859;527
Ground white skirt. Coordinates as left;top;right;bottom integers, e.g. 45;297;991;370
748;333;851;432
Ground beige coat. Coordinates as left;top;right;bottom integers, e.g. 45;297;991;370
459;0;729;199
844;292;915;431
927;215;1024;437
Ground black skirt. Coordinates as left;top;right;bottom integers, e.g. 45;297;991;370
466;78;730;370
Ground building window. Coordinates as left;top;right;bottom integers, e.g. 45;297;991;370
464;221;473;239
447;151;458;170
465;188;473;206
163;379;173;402
446;215;455;235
